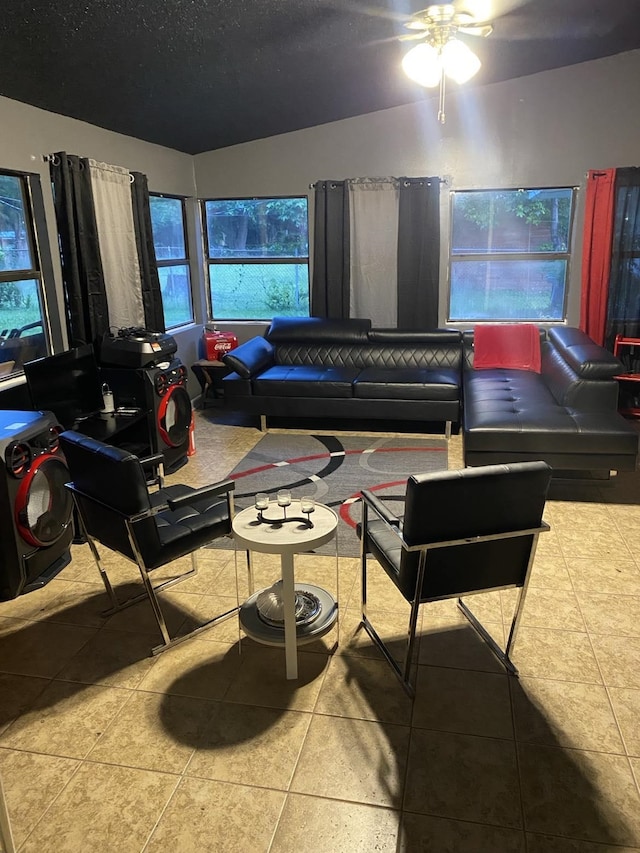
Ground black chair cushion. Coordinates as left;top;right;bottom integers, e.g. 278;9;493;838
148;484;231;566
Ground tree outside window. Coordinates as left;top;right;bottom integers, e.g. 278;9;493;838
449;188;575;322
204;197;309;320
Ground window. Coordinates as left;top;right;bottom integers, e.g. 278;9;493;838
203;197;309;320
0;170;50;375
149;194;194;329
448;187;575;322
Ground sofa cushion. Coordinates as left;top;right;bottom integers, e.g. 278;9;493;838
463;370;639;456
252;365;359;398
267;316;371;344
353;367;460;401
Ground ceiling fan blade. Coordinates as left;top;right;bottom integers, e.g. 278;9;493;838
458;24;494;38
490;11;618;41
455;0;533;25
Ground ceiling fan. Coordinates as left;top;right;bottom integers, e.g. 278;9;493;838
398;3;497;123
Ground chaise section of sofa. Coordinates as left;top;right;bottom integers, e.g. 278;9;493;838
462;325;639;473
222;317;462;434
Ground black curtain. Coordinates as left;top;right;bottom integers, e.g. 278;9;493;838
397;176;440;329
49;152;109;348
311;180;350;318
605;167;640;352
130;172;165;333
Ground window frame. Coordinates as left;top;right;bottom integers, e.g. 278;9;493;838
447;186;577;324
0;167;58;378
202;194;310;322
149;192;195;330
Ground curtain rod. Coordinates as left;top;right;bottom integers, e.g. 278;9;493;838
42;153;135;182
308;177;447;189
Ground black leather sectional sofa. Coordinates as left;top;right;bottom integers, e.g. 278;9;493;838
463;325;638;472
222;317;462;436
221;317;639;474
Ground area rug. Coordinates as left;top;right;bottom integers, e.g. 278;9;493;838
211;433;448;557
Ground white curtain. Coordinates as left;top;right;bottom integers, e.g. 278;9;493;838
348;178;399;327
89;160;144;330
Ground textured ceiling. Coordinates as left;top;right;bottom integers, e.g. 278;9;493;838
2;0;640;155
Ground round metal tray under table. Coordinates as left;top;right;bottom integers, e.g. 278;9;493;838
240;583;338;647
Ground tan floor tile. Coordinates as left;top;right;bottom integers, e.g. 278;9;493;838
558;528;633;561
459;590;503;623
178;593;242;643
187;704;310;790
528;551;573;589
511;678;624;753
57;627;160;688
0;679;131;758
337;607;414;662
503;587;585;631
88;690;218;772
591;635;640;689
510;627;602;683
0;747;80;848
291;714;410;808
144;777;285;853
566;558;640;596
577;592;640;637
137;637;240;700
418;620;507;673
20;762;179;853
271;794;400;853
0;617;95;678
0;578;107;626
519;743;640;846
315;654;414;724
413;666;513;739
103;587;204;637
360;561;412;612
0;672;49;735
527;832;640;852
224;647;328;711
404;728;521;828
608;688;640;756
398;813;526;852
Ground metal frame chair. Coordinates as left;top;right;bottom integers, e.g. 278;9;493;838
60;430;239;655
359;461;552;696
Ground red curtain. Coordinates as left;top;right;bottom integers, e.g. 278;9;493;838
580;169;616;345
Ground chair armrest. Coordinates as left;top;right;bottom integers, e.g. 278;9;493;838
140;452;164;469
139;452;165;488
361;488;401;527
166;478;235;511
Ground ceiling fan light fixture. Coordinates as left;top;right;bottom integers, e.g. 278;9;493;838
401;43;442;88
441;38;481;83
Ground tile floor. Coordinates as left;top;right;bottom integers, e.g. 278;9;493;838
1;412;640;852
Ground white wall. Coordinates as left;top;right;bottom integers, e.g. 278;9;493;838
193;49;640;327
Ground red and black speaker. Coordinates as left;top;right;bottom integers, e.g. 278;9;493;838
144;359;192;473
101;358;192;474
0;410;74;601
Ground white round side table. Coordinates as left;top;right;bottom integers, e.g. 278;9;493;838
232;501;338;679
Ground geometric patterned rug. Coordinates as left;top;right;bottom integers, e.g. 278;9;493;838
216;433;448;556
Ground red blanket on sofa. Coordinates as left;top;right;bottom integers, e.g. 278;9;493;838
473;324;541;373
